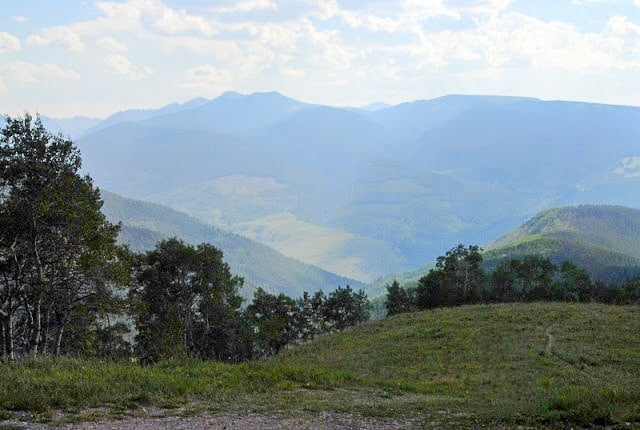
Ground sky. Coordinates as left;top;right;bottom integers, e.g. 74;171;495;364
1;0;639;118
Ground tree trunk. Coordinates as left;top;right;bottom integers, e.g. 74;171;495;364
54;324;64;357
32;297;42;357
1;311;15;361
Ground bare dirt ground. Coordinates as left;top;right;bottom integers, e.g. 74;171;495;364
2;412;428;429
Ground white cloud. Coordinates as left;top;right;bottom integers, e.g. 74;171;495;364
212;0;277;14
105;54;153;80
1;61;80;83
148;4;215;36
27;27;85;51
182;64;232;90
93;0;215;36
11;16;27;23
0;33;21;54
0;76;6;96
96;37;128;52
613;156;640;178
3;0;640;116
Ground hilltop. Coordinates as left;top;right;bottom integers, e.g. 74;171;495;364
368;204;640;295
279;302;640;426
2;303;638;427
484;205;640;283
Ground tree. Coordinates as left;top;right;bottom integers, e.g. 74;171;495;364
491;259;521;302
131;238;245;363
246;288;299;357
0;114;128;360
554;261;593;302
518;255;556;300
294;290;328;341
385;280;414;316
322;285;370;330
416;244;486;309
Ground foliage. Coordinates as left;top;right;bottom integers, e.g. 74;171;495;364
415;244;486;309
246;288;299;357
385;279;415;316
0;114;130;361
246;286;370;358
322;285;371;330
388;244;640;316
130;238;246;363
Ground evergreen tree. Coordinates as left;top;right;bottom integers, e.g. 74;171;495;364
385;280;414;316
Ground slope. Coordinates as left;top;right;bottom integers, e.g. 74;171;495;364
484;205;640;283
367;205;640;296
279;302;640;426
100;191;364;297
3;303;638;427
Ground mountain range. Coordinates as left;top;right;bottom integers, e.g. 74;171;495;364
7;91;640;285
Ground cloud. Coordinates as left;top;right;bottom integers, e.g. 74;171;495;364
1;61;80;83
613;156;640;178
182;64;232;90
11;16;27;23
27;27;85;51
96;37;128;52
105;54;153;80
4;0;640;116
0;76;6;96
0;33;21;54
212;0;277;14
93;0;215;36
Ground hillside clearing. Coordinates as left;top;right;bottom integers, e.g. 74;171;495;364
1;303;639;428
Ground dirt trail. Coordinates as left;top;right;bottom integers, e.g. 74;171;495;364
545;324;556;356
2;412;427;430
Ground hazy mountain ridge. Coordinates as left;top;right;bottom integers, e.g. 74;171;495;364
101;191;365;297
44;92;640;281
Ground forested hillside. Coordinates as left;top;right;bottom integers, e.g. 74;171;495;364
101;191;364;297
484;205;640;283
368;204;640;296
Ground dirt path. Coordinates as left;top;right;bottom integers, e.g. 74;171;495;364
2;412;428;429
545;324;556;356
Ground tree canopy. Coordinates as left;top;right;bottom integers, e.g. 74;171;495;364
0;114;127;360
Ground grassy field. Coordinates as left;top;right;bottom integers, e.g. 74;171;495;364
1;303;639;427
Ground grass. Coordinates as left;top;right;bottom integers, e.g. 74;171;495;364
1;303;640;428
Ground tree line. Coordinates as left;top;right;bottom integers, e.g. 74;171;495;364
0;115;370;362
386;244;640;316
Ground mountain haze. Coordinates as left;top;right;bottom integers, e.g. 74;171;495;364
52;92;640;281
100;191;364;297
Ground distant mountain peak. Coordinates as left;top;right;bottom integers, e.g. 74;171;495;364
217;90;244;100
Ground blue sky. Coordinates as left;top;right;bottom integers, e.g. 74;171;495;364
1;0;639;117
